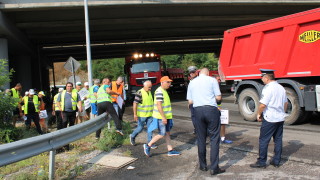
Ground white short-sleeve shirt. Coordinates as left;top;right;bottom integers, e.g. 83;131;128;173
260;81;287;122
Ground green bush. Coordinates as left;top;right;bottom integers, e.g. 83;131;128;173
0;123;23;144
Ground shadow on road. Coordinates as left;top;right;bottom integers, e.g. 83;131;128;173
281;140;304;165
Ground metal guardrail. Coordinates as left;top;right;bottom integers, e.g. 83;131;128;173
0;112;110;179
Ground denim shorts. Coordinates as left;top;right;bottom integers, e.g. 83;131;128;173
157;118;173;136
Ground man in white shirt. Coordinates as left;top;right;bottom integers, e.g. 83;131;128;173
250;69;288;168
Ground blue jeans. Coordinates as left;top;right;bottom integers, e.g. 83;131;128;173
131;117;153;143
258;119;284;165
112;102;119;116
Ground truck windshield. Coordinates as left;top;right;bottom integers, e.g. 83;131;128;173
131;62;160;73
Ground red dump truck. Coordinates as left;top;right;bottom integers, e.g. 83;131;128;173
219;8;320;125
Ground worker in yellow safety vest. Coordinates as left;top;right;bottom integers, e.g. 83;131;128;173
10;83;23;127
129;80;154;146
143;76;181;157
21;89;43;135
52;88;64;130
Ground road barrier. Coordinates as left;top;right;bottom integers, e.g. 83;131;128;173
0;113;109;180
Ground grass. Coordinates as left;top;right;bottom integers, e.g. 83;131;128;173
0;120;133;180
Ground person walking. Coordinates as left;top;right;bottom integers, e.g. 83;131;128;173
250;69;288;168
89;79;100;118
187;68;225;175
21;89;43;135
143;76;181;157
110;76;124;116
52;88;64;130
213;74;233;144
10;83;23;127
130;80;154;146
96;78;124;139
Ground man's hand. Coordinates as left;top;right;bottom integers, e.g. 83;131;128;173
134;115;138;122
162;118;167;125
52;111;55;116
257;114;262;122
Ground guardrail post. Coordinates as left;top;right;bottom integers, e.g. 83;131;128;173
49;150;55;180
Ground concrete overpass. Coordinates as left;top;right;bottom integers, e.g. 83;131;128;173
0;0;319;90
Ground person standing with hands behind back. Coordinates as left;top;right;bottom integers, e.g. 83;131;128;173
250;69;288;168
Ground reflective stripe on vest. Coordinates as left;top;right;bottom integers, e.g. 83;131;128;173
97;85;112;103
137;88;153;117
89;85;98;103
60;90;77;111
111;81;123;103
152;87;172;119
24;95;40;114
53;94;62;111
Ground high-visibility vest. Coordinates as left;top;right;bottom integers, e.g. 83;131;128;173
53;93;62;111
137;88;153;117
97;85;112;103
152;87;172;119
21;96;27;111
24;95;40;114
89;85;98;103
11;88;20;106
60;90;78;111
111;81;123;103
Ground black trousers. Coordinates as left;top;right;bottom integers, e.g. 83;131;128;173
25;112;43;134
61;111;76;128
189;104;196;133
194;106;221;171
96;101;122;138
55;111;63;130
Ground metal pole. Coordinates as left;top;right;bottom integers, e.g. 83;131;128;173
71;59;76;88
84;0;93;87
49;150;55;180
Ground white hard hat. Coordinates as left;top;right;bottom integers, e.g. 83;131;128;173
29;89;35;95
58;88;64;92
25;91;29;95
84;82;89;86
76;81;82;86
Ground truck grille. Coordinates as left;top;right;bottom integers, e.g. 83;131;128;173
136;77;157;85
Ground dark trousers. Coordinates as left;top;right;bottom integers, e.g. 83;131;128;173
25;112;43;134
96;101;122;138
55;111;63;130
194;106;221;170
258;119;284;165
189;104;196;133
61;111;76;128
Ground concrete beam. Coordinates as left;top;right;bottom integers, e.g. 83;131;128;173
0;11;34;54
1;0;320;10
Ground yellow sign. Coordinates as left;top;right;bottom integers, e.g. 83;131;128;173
299;30;320;43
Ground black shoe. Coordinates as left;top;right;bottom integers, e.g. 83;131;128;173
250;162;266;168
199;167;208;171
270;161;280;168
210;168;226;175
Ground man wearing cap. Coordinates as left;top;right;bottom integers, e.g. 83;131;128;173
250;69;288;168
110;76;124;117
187;68;225;175
20;89;43;134
57;82;82;128
52;88;64;130
89;79;100;118
187;66;198;135
143;76;181;157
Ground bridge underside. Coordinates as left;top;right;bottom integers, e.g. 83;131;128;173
1;2;320;62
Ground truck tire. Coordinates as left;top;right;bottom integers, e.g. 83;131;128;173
284;87;309;125
238;88;259;122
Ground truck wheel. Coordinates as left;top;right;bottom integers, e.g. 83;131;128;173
238;88;259;121
284;87;309;125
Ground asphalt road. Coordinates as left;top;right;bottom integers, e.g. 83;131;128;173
77;92;320;180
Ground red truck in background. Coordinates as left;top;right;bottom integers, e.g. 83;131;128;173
124;53;187;101
219;8;320;125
